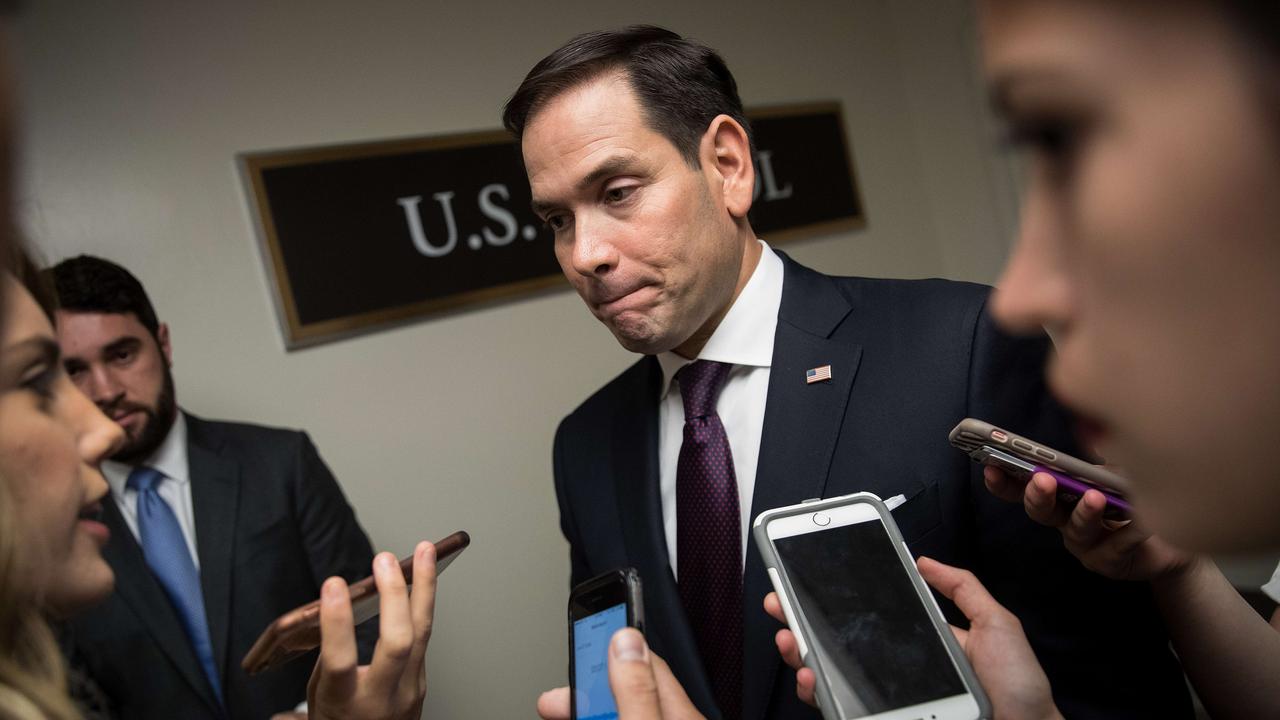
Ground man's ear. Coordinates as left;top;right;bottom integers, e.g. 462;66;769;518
702;115;755;219
156;322;173;366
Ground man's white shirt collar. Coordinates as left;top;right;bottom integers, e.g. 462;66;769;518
657;240;784;394
104;411;190;496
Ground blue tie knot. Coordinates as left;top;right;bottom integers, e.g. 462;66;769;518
677;360;733;419
127;466;165;494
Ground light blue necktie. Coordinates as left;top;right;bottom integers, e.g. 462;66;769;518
128;466;223;703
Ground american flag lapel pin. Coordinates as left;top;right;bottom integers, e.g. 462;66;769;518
806;364;833;384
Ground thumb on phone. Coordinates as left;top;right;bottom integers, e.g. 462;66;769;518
609;628;664;718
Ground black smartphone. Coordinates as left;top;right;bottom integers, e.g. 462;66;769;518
568;568;644;720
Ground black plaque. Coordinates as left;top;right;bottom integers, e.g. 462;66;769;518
240;102;864;349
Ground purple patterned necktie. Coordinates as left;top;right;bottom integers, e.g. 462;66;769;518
676;359;742;719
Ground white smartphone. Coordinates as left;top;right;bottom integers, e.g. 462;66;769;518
753;493;990;720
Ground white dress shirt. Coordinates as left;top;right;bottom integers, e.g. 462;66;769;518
657;240;784;577
103;412;201;570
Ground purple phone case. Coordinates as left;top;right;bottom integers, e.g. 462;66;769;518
1034;465;1132;519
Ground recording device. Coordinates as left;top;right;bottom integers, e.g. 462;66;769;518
754;493;990;720
949;418;1131;519
241;530;470;675
569;568;644;720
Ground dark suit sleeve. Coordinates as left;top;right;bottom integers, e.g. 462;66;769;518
290;432;379;661
553;418;593;589
964;303;1193;719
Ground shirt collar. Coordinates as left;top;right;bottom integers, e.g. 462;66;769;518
657;240;784;398
104;411;190;496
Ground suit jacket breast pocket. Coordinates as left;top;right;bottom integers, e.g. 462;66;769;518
235;516;296;568
888;480;942;547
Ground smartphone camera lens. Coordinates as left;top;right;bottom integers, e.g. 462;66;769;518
812;513;831;526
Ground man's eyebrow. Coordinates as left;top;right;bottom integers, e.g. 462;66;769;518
100;336;142;358
576;155;641;194
530;197;555;218
530;155;643;217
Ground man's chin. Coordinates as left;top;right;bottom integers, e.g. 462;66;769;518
609;324;675;356
110;409;176;464
111;446;149;464
112;437;159;465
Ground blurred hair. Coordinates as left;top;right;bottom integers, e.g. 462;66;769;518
502;25;753;167
5;242;55;322
0;242;81;720
46;255;158;338
1222;1;1280;58
1217;1;1280;151
0;481;80;720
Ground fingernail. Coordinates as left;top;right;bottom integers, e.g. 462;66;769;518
323;578;343;601
378;553;396;571
612;628;647;662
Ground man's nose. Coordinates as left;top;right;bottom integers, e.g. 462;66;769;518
84;365;125;408
570;215;620;278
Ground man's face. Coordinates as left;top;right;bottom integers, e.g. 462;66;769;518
522;72;749;357
55;311;177;464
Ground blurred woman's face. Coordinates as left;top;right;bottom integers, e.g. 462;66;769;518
982;1;1280;552
0;277;123;616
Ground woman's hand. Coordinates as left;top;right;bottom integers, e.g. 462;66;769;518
985;467;1193;581
306;541;437;720
917;557;1062;720
765;559;1064;720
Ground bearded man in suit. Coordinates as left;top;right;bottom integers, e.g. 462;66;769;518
49;254;376;720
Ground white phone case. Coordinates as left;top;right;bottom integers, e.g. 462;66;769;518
752;493;991;720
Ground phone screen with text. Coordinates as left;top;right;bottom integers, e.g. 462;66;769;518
572;602;626;720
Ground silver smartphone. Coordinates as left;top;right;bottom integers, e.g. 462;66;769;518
753;493;990;720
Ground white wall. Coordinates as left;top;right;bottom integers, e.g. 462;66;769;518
13;1;1016;716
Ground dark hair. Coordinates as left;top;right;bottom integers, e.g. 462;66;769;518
1223;1;1280;58
46;255;160;337
1215;1;1280;146
502;25;753;167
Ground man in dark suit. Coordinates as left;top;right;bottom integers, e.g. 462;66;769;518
48;255;376;720
507;26;1192;720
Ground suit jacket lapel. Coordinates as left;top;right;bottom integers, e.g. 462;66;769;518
613;358;720;716
742;254;863;720
186;415;241;693
98;494;223;711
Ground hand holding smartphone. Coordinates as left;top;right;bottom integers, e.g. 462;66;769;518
568;568;644;720
949;418;1131;520
754;493;990;720
241;530;470;675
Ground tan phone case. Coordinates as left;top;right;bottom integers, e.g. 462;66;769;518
948;418;1131;495
241;530;470;675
